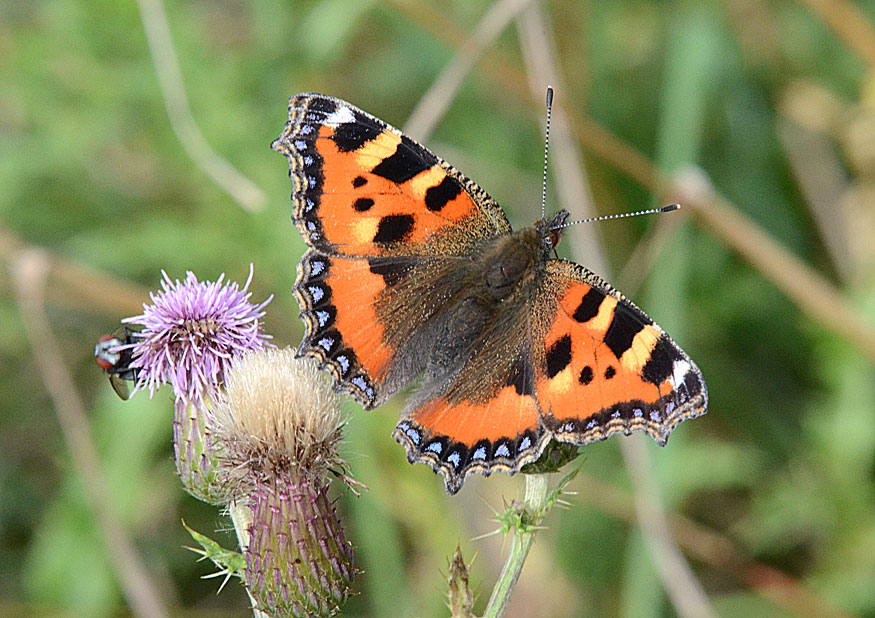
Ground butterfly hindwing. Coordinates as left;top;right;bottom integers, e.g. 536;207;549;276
394;393;545;495
293;250;386;406
393;292;548;494
295;248;468;408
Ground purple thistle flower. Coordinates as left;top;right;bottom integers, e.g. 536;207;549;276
123;265;273;404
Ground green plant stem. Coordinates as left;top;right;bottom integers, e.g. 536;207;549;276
482;474;549;618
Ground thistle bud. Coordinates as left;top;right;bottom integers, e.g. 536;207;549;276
173;398;231;504
211;348;355;616
244;476;354;616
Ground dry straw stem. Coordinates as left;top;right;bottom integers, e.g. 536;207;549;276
796;0;875;68
403;0;536;143
134;0;266;212
514;6;714;618
10;248;170;618
778;81;875;284
620;437;717;618
673;168;875;361
515;2;605;275
777;116;855;281
0;226;148;316
390;0;875;363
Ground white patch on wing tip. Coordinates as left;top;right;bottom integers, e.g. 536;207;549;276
671;359;692;386
324;105;356;127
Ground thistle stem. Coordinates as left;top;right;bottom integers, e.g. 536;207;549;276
228;500;270;618
482;474;550;618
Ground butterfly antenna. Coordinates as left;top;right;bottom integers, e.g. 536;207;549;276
541;86;553;220
559;203;680;228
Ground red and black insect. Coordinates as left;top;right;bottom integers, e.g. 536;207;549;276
94;327;138;400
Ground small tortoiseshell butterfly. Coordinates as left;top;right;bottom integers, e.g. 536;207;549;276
273;93;707;494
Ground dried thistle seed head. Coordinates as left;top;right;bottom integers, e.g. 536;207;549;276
214;349;356;616
211;348;346;486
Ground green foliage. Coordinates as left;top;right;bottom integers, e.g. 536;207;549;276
183;521;246;581
2;0;873;616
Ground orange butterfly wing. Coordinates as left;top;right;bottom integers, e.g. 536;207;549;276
274;93;512;407
273;93;511;258
393;300;547;494
532;261;707;446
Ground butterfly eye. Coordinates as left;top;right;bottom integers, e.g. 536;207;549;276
545;210;570;253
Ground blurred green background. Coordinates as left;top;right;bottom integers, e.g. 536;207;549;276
2;0;874;616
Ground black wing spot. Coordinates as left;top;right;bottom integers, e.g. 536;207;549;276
579;365;594;385
368;257;415;287
642;336;678;384
604;365;616;380
352;175;367;188
371;135;437;184
332;111;382;152
353;197;374;212
506;353;534;396
546;335;572;378
573;287;605;322
373;214;415;244
683;367;704;397
308;97;337;114
424;176;462;212
604;305;645;359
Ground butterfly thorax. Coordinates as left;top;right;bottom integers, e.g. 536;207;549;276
477;209;569;300
480;233;539;299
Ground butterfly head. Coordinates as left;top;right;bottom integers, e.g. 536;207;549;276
541;209;570;256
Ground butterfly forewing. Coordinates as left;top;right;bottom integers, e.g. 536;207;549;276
272;93;511;258
532;261;707;445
